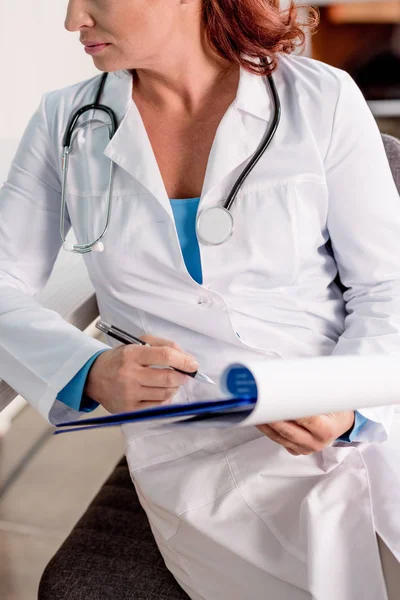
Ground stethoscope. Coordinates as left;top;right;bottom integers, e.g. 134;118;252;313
60;65;281;254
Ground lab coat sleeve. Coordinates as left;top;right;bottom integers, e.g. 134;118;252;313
56;350;109;412
336;411;369;443
325;72;400;443
0;94;110;425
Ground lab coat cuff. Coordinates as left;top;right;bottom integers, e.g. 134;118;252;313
356;406;394;442
56;350;108;412
336;411;369;443
39;338;111;424
337;406;395;444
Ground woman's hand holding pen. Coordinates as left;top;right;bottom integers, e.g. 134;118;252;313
84;334;199;414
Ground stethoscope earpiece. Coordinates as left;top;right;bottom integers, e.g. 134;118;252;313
92;241;105;252
62;240;104;253
63;240;75;252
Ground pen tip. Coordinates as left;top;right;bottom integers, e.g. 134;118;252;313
196;373;216;385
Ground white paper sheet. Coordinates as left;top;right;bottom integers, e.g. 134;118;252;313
220;354;400;428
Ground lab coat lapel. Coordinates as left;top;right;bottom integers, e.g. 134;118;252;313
100;68;273;216
102;71;172;220
201;66;273;200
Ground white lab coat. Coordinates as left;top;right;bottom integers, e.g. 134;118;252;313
1;54;400;599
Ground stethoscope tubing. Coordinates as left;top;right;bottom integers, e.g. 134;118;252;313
62;72;112;148
60;72;118;253
224;74;281;211
60;62;281;253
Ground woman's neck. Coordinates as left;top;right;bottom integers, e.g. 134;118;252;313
130;29;239;116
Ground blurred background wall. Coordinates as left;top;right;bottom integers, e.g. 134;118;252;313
0;0;98;182
307;0;400;137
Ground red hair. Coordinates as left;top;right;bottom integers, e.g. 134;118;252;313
202;0;319;76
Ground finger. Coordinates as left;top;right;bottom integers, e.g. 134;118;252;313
131;399;174;410
257;424;310;454
137;366;189;388
140;335;195;357
287;448;301;456
294;415;335;443
294;415;325;433
138;386;180;402
268;420;318;450
140;334;181;348
126;345;198;371
259;425;304;455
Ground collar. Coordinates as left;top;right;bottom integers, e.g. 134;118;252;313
99;69;133;123
100;65;275;212
102;64;273;127
234;66;272;122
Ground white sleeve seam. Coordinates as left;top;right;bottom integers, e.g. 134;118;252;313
39;92;62;189
322;71;349;167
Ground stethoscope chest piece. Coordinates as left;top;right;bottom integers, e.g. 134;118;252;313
196;206;234;246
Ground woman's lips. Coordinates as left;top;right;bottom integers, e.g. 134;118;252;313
84;43;111;55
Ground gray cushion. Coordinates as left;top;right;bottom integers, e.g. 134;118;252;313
38;457;190;600
382;133;400;192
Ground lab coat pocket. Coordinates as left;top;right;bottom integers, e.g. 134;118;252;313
205;180;300;292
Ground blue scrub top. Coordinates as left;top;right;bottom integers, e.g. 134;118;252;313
169;197;203;284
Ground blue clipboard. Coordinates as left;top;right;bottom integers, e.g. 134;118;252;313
53;396;257;435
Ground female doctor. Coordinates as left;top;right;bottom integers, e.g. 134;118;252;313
1;0;400;598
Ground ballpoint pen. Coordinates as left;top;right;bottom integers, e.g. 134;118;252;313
95;320;216;385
